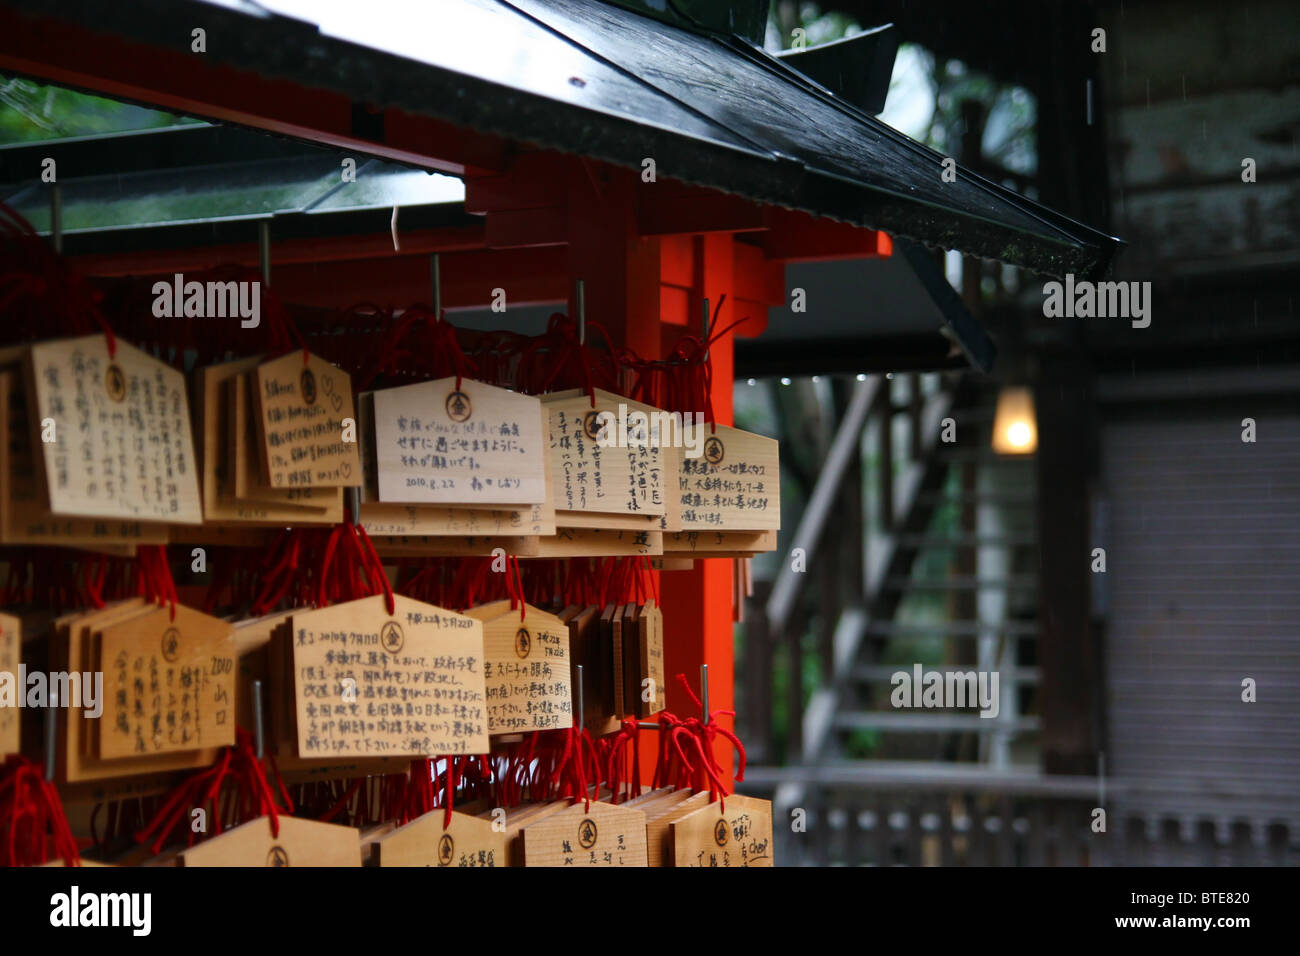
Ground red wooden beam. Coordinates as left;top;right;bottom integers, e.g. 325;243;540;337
263;247;569;312
638;181;766;237
758;207;892;262
73;226;488;277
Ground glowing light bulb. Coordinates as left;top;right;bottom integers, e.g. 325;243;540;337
1006;421;1032;447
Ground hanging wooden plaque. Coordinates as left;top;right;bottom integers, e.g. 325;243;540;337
79;600;162;761
663;529;777;554
566;605;616;735
0;612;18;758
252;351;360;488
620;602;640;719
360;405;556;535
374;808;506;867
54;601;222;784
178;814;361;867
486;800;572;866
543;388;665;517
677;423;779;531
0;364;169;546
290;594;489;758
515;527;662;558
646;791;711;866
24;336;202;524
521;800;648;867
372;377;547;506
229;372;337;513
670;794;774;867
604;604;624;718
465;601;572;735
195;357;340;524
96;603;237;759
367;534;543;557
638;599;665;717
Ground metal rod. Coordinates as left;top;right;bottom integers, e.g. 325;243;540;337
44;707;57;781
431;253;441;316
348;486;362;525
701;297;710;360
576;278;586;345
575;663;584;730
258;221;271;287
252;679;265;760
635;664;711;730
50;184;62;255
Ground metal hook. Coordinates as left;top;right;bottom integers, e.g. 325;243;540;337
251;679;265;760
636;663;711;730
431;253;441;317
258;221;271;287
44;707;57;781
575;663;585;730
703;297;712;353
576;278;586;346
50;184;63;255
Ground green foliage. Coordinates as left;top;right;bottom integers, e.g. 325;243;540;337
0;75;196;144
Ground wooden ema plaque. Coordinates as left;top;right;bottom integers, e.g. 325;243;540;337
521;800;648;867
291;594;489;758
544;388;665;517
638;600;665;717
515;527;662;557
230;372;340;515
97;603;236;759
54;600;223;784
236;615;408;781
663;529;778;555
196;357;341;525
368;534;542;557
252;351;360;488
604;604;624;718
657;442;683;532
489;800;571;866
372;377;547;506
566;605;617;735
671;794;774;867
676;423;779;532
465;601;572;735
361;505;552;537
373;808;507;867
646;791;711;866
178;815;361;867
0;363;168;548
359;388;554;534
25;336;203;524
0;612;18;758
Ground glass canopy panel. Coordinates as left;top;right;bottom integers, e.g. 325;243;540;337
8;155;342;233
306;163;465;212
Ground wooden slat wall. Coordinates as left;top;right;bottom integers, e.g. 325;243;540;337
1102;412;1300;833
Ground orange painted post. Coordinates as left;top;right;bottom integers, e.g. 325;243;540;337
654;233;739;788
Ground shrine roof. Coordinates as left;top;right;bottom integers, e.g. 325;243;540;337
0;0;1122;279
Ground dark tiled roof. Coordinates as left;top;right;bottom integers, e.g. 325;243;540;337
3;0;1122;278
